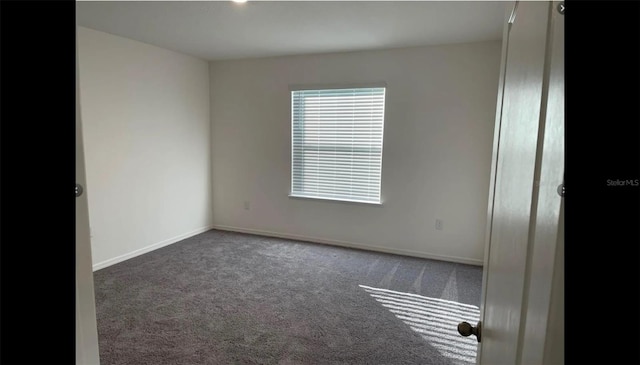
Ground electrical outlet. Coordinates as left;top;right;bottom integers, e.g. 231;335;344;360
435;219;443;231
244;201;250;210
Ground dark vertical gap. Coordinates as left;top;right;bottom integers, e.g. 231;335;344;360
565;1;640;364
0;1;76;364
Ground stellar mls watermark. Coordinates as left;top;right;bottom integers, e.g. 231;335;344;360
606;179;639;187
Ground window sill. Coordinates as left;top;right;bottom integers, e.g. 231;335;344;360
288;194;383;206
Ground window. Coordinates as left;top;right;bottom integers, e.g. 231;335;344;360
290;86;386;204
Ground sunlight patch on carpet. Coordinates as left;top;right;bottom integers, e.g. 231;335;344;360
360;285;480;365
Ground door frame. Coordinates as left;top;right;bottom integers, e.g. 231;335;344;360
76;25;101;365
477;1;564;364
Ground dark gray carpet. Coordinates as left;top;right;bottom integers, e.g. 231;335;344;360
93;230;483;365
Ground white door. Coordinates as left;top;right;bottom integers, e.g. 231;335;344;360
76;34;101;365
467;1;565;364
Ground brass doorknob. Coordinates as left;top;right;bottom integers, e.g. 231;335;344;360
458;321;482;342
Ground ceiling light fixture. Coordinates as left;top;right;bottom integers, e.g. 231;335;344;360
232;0;247;3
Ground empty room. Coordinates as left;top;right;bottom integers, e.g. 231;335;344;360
75;1;564;364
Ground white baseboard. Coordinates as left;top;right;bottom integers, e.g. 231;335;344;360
211;224;483;266
92;225;214;271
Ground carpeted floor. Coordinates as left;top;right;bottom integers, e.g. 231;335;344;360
93;230;483;365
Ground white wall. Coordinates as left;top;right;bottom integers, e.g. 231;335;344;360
210;41;501;264
77;27;213;270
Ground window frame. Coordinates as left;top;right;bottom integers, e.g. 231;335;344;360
288;82;387;206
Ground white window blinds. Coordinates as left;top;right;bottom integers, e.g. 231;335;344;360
291;87;386;204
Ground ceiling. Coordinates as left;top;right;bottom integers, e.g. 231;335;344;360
76;1;505;61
